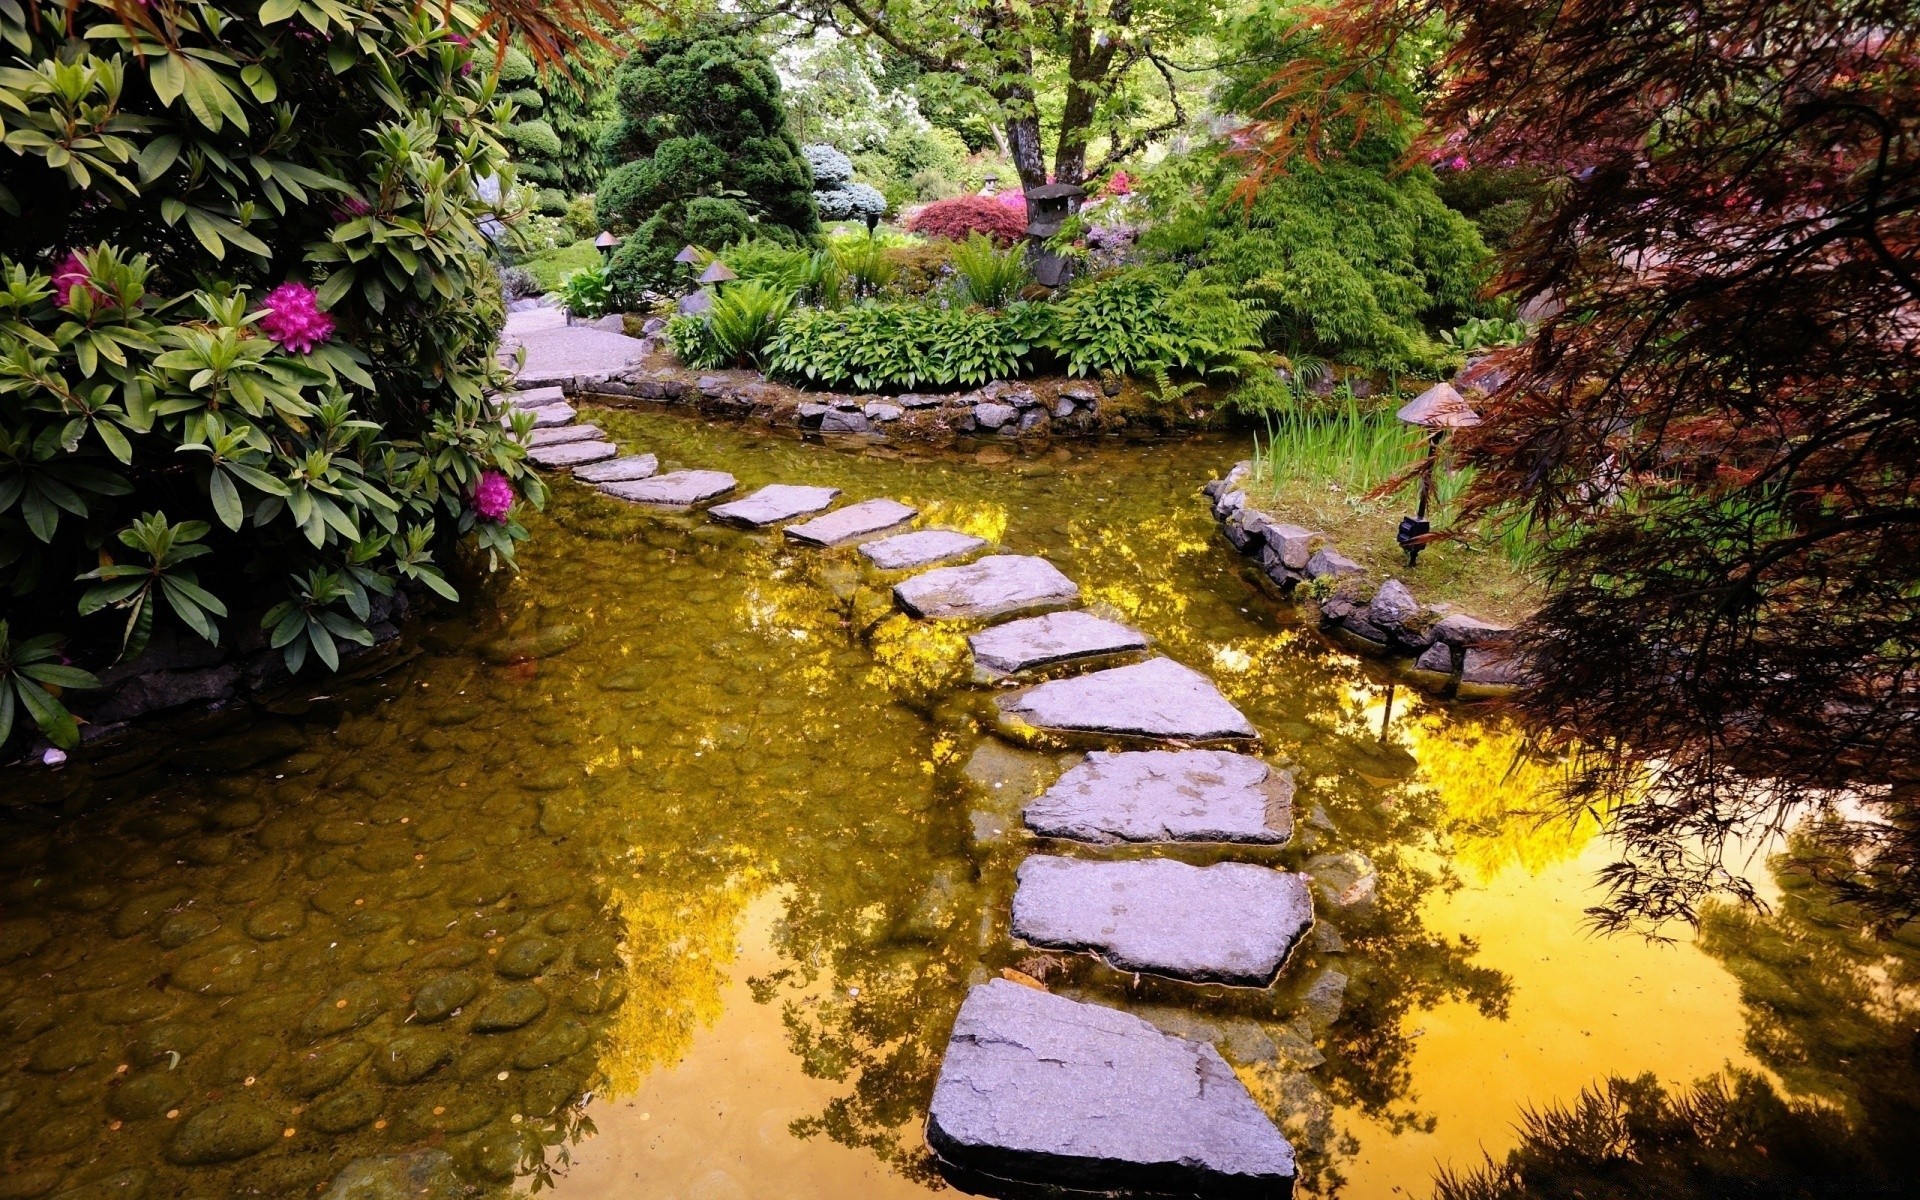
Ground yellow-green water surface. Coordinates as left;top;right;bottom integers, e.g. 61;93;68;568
0;407;1882;1199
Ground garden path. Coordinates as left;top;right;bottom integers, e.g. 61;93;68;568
504;382;1308;1194
499;306;650;390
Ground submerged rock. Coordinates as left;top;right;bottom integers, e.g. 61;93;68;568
926;981;1295;1195
1023;749;1293;844
894;555;1080;621
320;1150;461;1200
997;657;1258;743
166;1100;280;1164
1011;856;1313;986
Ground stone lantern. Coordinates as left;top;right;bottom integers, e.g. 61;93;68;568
1394;381;1481;566
1024;182;1086;288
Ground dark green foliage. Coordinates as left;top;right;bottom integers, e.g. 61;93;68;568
1430;165;1553;250
497;48;607;199
669;282;795;370
597;24;819;304
1046;268;1267;380
1141;154;1489;372
768;303;1051;391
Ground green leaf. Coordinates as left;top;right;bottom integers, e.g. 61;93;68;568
208;468;243;530
13;676;78;749
258;0;301;22
136;135;183;185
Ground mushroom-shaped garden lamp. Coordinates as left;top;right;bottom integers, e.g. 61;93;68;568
1394;382;1482;567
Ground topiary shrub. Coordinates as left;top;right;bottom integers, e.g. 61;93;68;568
805;144;889;225
907;194;1030;244
597;23;819;304
0;0;540;750
497;47;608;200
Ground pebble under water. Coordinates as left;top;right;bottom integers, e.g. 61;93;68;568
0;406;1857;1198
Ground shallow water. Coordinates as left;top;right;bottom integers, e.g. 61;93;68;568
0;407;1855;1198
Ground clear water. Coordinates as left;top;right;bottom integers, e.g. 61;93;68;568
0;406;1877;1199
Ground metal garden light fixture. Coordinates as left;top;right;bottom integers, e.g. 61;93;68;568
1394;381;1481;567
595;230;617;260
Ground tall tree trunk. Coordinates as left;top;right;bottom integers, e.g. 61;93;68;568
1052;0;1125;186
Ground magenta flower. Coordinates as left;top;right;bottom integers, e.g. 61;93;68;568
1106;171;1132;195
334;195;372;221
471;470;514;522
52;251;101;308
258;282;335;354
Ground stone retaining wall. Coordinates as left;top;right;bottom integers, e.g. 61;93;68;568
1204;462;1528;698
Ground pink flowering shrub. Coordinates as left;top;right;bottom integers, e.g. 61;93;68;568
52;251;100;307
471;470;514;522
257;282;336;353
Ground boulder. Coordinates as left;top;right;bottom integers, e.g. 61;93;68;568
894;555;1080;621
972;402;1018;431
1415;642;1457;674
926;981;1295;1196
898;393;944;409
1431;613;1512;648
1366;579;1420;631
819;409;871;434
708;484;841;529
785;497;917;547
1305;548;1364;581
597;469;736;508
1461;645;1527;691
863;401;905;422
858;529;987;571
968;611;1147;676
997;657;1258;743
1024;749;1293;844
1265;524;1320;570
1012;856;1314;986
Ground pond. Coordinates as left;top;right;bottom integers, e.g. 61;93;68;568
0;406;1864;1198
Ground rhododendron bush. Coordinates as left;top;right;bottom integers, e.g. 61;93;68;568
0;0;547;748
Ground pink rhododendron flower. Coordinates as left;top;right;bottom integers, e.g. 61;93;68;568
1106;171;1131;195
471;470;514;522
52;252;101;308
258;282;335;354
335;195;372;221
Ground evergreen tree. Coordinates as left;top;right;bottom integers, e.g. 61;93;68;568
597;24;819;302
497;49;608;213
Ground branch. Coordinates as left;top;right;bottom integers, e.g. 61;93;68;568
1085;49;1186;176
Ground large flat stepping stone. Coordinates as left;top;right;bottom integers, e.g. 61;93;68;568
926;980;1295;1195
528;423;602;448
507;385;565;409
859;529;987;571
999;657;1257;743
1012;856;1313;986
527;440;617;469
709;484;841;529
785;498;917;547
506;325;649;387
518;402;576;429
895;555;1080;621
970;611;1147;676
574;454;658;484
599;470;736;508
1025;749;1292;845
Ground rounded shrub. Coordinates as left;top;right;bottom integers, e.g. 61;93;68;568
906;194;1030;244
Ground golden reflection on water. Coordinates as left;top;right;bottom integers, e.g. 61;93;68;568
0;408;1803;1199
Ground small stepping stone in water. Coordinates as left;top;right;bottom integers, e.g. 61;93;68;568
998;657;1257;743
895;555;1079;621
599;469;736;508
527;423;602;448
926;980;1295;1194
709;484;841;529
785;497;917;547
517;402;576;429
527;440;617;469
1025;749;1293;844
969;610;1147;676
574;454;658;484
508;385;566;409
859;529;987;571
1012;856;1313;986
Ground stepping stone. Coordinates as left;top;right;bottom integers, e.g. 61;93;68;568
785;497;917;547
709;484;842;529
1011;856;1313;986
508;385;566;409
926;981;1295;1195
998;657;1257;743
574;454;658;484
1025;749;1293;845
527;440;617;469
527;423;602;448
518;402;575;429
969;611;1147;676
599;469;736;508
895;555;1080;621
859;529;988;571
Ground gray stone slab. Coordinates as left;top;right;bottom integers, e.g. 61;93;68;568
926;981;1295;1195
508;385;566;409
785;497;917;547
895;555;1080;621
598;469;736;508
998;657;1258;743
527;423;601;447
708;484;842;529
858;529;988;571
526;440;617;469
1012;856;1313;986
505;326;649;387
969;611;1147;676
573;454;658;484
1024;749;1293;845
517;402;576;429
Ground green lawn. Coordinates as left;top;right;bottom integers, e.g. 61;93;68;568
519;239;601;293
